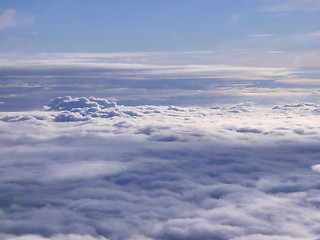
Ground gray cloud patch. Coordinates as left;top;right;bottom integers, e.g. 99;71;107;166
0;98;320;239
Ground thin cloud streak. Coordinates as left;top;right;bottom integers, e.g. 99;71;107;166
0;51;297;80
250;34;275;38
0;51;319;110
258;0;320;12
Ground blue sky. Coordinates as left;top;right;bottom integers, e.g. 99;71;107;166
0;0;320;109
1;0;320;52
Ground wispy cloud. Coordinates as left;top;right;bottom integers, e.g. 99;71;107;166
0;51;319;109
0;9;16;31
0;9;34;31
0;52;296;80
250;34;275;38
259;0;320;12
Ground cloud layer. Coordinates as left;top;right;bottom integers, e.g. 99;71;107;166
0;97;320;240
1;51;319;111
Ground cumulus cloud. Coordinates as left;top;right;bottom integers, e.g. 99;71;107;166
0;97;320;239
45;96;144;122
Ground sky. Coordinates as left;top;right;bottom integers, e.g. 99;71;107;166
0;0;320;109
1;1;320;240
0;0;319;53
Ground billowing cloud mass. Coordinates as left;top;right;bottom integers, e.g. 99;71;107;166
0;97;320;240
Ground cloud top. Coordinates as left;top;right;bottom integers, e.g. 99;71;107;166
47;96;117;111
0;98;320;240
46;96;123;122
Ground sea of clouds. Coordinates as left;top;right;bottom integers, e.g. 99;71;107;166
0;96;320;240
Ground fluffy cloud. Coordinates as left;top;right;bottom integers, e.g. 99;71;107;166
45;96;143;122
311;164;320;173
0;97;320;240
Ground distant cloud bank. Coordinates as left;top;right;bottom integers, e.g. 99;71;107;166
0;51;319;110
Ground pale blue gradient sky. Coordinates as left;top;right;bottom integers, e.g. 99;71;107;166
0;0;319;53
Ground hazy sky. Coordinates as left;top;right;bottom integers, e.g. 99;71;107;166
0;0;320;108
0;0;320;53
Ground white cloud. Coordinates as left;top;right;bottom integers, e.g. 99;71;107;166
0;9;16;31
1;234;110;240
0;52;294;80
48;161;128;181
0;9;33;31
311;164;320;173
250;34;275;38
3;50;318;109
0;97;320;239
259;0;320;12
